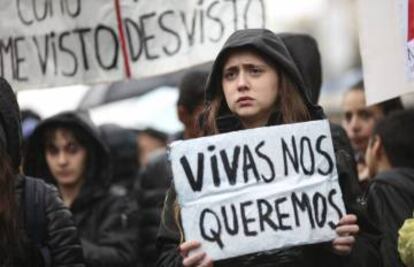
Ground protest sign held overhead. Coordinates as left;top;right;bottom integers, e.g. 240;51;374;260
0;0;122;89
0;0;267;90
170;119;346;261
358;0;414;105
121;0;265;80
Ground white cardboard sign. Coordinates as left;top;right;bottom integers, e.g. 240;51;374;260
358;0;414;105
170;119;346;261
0;0;266;90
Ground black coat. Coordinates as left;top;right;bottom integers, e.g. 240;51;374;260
367;168;414;267
72;190;139;267
15;175;85;267
0;77;85;267
135;152;171;267
156;30;380;267
99;124;139;197
24;112;139;267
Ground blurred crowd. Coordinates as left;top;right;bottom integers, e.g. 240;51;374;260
1;29;414;267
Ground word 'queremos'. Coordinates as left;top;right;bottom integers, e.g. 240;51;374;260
199;189;343;248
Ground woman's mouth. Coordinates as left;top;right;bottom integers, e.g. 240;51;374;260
57;171;72;178
236;96;254;106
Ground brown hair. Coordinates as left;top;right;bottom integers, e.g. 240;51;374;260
0;147;23;262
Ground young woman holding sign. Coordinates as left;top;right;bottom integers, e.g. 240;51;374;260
157;29;378;267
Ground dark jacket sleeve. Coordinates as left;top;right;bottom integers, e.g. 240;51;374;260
156;185;183;267
367;182;409;267
137;152;172;266
44;184;85;267
81;196;139;267
330;123;382;267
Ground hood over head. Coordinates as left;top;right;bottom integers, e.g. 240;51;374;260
99;123;138;183
0;78;22;170
278;32;322;105
204;29;324;128
23;111;112;201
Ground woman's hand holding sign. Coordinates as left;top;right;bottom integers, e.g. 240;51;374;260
332;214;359;255
179;214;359;265
180;240;213;267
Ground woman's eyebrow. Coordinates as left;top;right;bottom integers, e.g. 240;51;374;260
223;65;238;72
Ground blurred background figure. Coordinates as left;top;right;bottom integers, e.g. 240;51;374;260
23;111;140;267
135;70;208;267
137;127;168;167
99;123;139;197
341;81;404;190
171;70;208;141
365;109;414;267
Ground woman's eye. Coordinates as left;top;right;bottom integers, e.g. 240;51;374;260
224;71;236;80
249;67;263;75
67;143;79;154
46;146;58;155
360;110;373;120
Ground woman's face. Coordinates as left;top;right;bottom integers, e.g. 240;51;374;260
222;50;279;129
45;128;87;188
342;89;384;155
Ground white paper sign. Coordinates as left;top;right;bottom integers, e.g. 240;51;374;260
170;120;346;261
358;0;414;105
0;0;122;90
0;0;267;90
121;0;266;80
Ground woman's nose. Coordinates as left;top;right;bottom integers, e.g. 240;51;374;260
237;72;249;91
57;152;68;165
350;116;362;132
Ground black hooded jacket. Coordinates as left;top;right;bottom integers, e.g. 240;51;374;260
99;124;139;197
156;29;380;267
367;168;414;267
24;112;139;267
0;77;85;267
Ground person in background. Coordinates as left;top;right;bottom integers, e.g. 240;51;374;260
157;29;369;267
365;109;414;267
99;123;139;197
341;81;404;189
135;70;209;267
137;127;168;167
23;111;139;267
170;70;209;141
0;78;85;267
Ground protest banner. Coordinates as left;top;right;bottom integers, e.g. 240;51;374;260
0;0;267;90
358;0;414;105
0;0;123;90
170;119;346;260
121;0;265;80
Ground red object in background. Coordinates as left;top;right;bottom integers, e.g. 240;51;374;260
409;0;414;41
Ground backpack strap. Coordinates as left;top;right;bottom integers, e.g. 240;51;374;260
24;176;52;267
